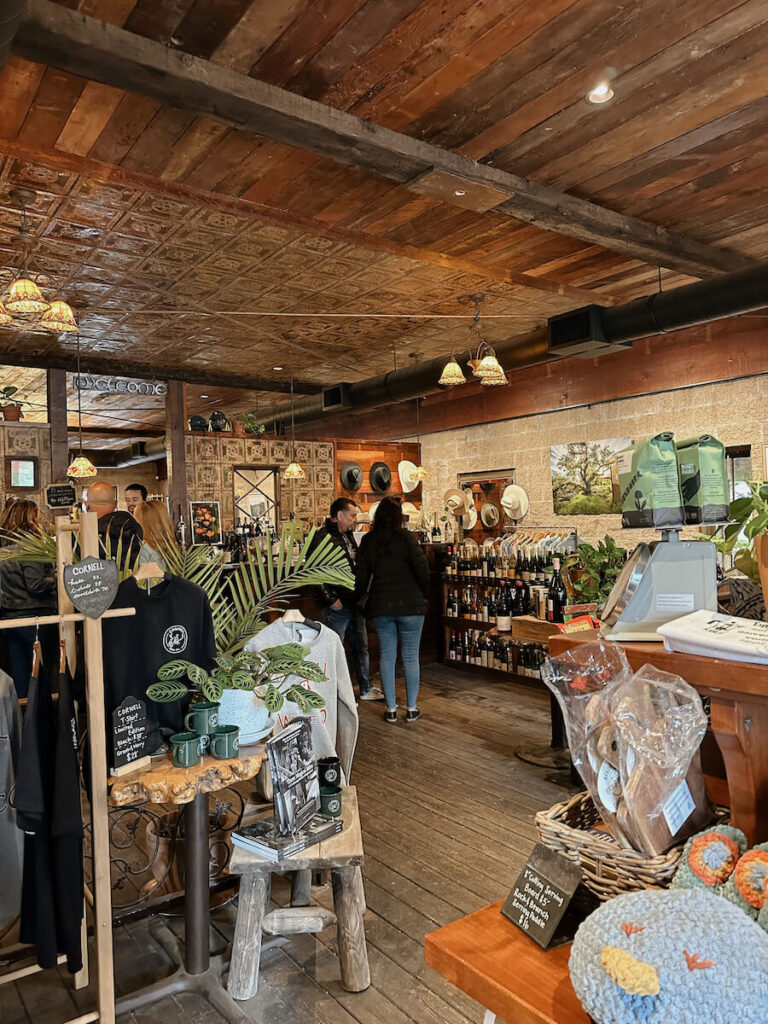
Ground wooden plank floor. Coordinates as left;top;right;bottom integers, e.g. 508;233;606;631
1;664;577;1024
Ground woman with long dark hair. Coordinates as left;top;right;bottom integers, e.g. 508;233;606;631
355;496;429;723
0;500;57;696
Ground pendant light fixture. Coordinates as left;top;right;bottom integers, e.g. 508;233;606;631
437;353;466;387
67;331;97;481
438;293;507;388
283;353;306;482
40;298;79;333
413;395;428;482
2;189;78;331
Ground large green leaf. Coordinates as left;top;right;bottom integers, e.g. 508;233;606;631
157;659;192;681
202;675;224;702
186;663;209;687
230;669;255;690
286;685;325;710
147;680;190;702
294;661;328;684
263;684;284;713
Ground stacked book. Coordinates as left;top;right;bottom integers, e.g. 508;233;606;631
232;813;342;862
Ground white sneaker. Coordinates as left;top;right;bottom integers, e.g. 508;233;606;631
360;687;385;701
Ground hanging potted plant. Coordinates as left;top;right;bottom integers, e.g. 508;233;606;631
0;386;25;421
562;535;627;610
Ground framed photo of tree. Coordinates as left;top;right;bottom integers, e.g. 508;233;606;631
550;438;631;516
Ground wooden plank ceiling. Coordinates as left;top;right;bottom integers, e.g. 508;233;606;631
0;0;766;405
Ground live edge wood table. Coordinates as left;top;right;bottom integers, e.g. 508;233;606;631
549;630;768;845
425;900;590;1024
109;749;265;1024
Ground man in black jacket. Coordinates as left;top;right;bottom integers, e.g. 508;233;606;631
310;498;383;702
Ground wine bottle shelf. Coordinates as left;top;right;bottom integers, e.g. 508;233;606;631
442;615;510;633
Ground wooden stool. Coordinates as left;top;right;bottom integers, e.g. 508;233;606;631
227;786;370;1000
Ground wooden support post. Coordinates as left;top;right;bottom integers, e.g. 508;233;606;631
165;379;187;529
47;368;69;492
78;511;116;1024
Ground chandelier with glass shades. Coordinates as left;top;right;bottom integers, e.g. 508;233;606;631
438;293;507;388
0;189;79;334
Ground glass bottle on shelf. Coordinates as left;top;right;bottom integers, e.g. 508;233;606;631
480;587;489;622
547;557;568;624
496;582;512;631
448;632;457;660
487;588;497;625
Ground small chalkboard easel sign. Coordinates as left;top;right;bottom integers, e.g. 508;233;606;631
501;843;598;949
111;695;151;777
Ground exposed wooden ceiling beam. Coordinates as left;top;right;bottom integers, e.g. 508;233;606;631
0;137;616;308
12;0;754;280
0;341;321;394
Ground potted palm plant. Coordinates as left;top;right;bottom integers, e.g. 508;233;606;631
146;522;352;729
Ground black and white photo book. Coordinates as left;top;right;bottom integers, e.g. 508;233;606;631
266;718;320;834
232;812;342;862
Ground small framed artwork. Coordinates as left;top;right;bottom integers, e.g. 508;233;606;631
5;456;38;491
190;500;222;546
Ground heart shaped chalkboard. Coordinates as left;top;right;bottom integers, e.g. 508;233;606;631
64;556;119;619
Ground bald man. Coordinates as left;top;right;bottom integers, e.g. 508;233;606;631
87;480;143;568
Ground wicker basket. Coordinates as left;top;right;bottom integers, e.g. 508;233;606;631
535;790;685;901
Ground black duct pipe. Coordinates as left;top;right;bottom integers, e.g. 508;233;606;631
269;260;768;429
601;261;768;342
0;0;25;72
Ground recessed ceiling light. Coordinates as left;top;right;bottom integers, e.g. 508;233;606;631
272;365;284;370
587;81;614;104
454;189;466;197
200;394;209;398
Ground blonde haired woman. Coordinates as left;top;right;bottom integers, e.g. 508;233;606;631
133;500;174;571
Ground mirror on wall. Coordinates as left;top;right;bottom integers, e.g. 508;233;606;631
233;466;280;531
456;468;516;539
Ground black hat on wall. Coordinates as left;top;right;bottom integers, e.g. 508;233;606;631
369;462;391;493
340;461;364;491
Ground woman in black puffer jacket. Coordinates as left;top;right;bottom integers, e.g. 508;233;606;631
355;497;429;724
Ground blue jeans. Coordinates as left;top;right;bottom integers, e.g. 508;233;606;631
374;615;425;710
323;605;371;695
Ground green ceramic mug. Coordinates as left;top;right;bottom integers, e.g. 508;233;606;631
170;731;209;768
320;785;342;818
210;725;240;760
184;701;220;736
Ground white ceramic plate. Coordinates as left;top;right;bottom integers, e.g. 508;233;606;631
238;716;276;746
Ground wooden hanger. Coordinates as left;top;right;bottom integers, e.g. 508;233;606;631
134;561;166;581
60;639;67;675
31;639;42;678
281;608;321;634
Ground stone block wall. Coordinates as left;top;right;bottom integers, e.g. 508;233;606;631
418;376;767;547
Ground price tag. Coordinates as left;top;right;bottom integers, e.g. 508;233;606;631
112;696;149;771
63;556;119;619
501;843;594;949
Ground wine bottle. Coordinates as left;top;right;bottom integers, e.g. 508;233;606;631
481;587;489;622
547;557;568;624
448;632;457;660
496;582;512;631
487;588;497;625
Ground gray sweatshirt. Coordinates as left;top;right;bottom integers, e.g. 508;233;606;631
246;619;358;780
0;670;22;928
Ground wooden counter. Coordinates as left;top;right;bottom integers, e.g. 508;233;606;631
425;900;589;1024
549;630;768;844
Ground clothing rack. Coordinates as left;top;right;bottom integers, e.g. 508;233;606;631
0;513;136;1024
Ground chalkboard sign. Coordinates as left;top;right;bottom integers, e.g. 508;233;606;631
46;483;77;509
112;696;149;770
501;843;590;949
63;556;119;619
